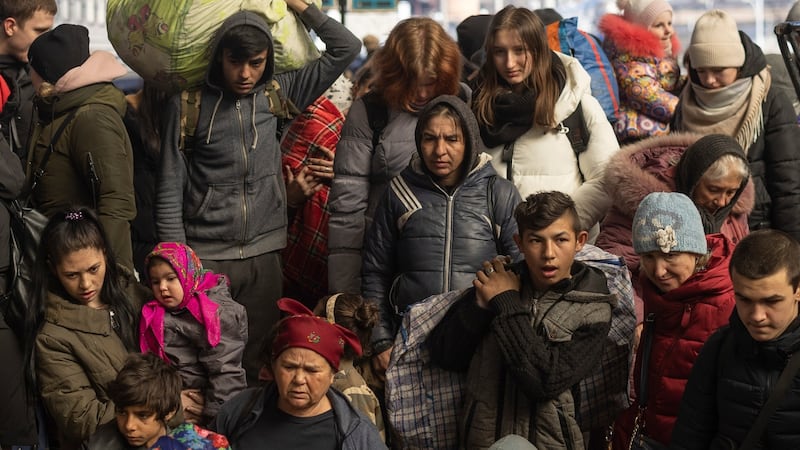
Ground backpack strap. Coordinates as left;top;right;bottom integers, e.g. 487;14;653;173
28;108;79;195
179;89;201;155
362;91;389;150
265;79;300;138
559;102;589;181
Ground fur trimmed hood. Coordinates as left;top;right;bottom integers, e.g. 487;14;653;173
599;13;680;59
604;132;754;218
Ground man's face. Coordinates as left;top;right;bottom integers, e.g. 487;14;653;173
221;48;268;96
513;214;588;293
3;9;54;62
733;268;800;342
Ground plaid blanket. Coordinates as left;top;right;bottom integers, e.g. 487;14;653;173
385;289;467;449
280;96;344;304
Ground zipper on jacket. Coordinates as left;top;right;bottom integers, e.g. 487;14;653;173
443;193;454;291
557;403;575;450
236;99;249;258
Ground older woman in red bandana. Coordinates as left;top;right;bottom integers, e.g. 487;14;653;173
213;298;386;449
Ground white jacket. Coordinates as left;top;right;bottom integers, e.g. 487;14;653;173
486;52;619;233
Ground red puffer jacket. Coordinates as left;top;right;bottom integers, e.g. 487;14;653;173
612;234;736;449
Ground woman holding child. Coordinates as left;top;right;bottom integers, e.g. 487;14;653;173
24;208;145;449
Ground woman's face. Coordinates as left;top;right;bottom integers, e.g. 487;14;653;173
695;67;739;89
640;251;698;293
411;75;437;111
692;170;743;214
420;114;466;188
648;11;674;55
491;29;532;86
272;347;334;417
52;247;107;308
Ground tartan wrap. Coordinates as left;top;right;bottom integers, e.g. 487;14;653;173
280;96;344;302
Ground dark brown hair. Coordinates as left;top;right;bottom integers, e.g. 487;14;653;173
514;191;581;235
731;230;800;289
474;5;565;128
314;293;380;359
108;353;182;421
0;0;57;24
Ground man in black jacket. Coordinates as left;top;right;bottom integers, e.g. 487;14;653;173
672;230;800;449
0;0;56;161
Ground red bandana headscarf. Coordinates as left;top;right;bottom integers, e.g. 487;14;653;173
272;298;362;371
139;242;224;361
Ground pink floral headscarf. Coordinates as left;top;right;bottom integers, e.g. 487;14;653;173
139;242;223;361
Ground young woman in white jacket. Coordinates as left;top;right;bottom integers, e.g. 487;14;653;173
473;5;619;240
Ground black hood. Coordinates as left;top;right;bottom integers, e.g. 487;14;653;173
414;95;484;183
206;10;274;91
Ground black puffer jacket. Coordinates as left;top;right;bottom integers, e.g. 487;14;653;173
671;313;800;449
673;32;800;241
362;95;521;344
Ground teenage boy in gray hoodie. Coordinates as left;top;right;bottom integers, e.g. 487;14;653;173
156;0;360;385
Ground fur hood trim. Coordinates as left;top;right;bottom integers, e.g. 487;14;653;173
605;131;754;218
599;13;680;59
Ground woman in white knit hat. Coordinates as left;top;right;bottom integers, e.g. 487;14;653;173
672;9;800;243
598;0;683;143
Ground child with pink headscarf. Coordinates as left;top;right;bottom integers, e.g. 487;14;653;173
139;242;248;425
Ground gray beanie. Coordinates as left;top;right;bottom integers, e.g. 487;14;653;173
632;192;707;255
688;9;745;69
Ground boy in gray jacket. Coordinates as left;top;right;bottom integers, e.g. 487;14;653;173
156;0;360;384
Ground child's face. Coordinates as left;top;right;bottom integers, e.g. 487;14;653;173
115;405;166;448
513;213;587;293
149;259;185;309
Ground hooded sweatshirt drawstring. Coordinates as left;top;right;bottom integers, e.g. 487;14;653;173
205;90;224;145
250;92;258;150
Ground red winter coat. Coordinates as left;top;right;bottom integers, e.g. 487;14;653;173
612;234;736;449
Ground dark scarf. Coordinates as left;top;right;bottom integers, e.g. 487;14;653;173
478;89;536;148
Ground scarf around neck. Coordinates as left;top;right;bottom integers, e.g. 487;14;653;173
478;88;536;148
139;242;223;361
678;67;770;151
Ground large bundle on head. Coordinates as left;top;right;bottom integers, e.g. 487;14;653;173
107;0;321;93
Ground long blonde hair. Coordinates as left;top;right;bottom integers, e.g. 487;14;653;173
474;6;565;128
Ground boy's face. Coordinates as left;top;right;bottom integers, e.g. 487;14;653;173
148;259;185;310
2;9;54;62
115;405;167;448
420;115;465;188
733;268;800;342
513;213;587;293
221;48;268;96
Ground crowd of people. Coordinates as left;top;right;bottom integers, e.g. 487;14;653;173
1;0;800;449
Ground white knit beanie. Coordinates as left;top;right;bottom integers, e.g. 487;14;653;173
617;0;673;28
689;9;745;68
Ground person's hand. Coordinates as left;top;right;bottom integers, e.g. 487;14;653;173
180;389;205;424
371;346;393;381
285;165;322;208
306;147;335;181
473;256;519;309
285;0;310;14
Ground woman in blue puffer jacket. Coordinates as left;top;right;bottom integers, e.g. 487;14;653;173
362;95;521;369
